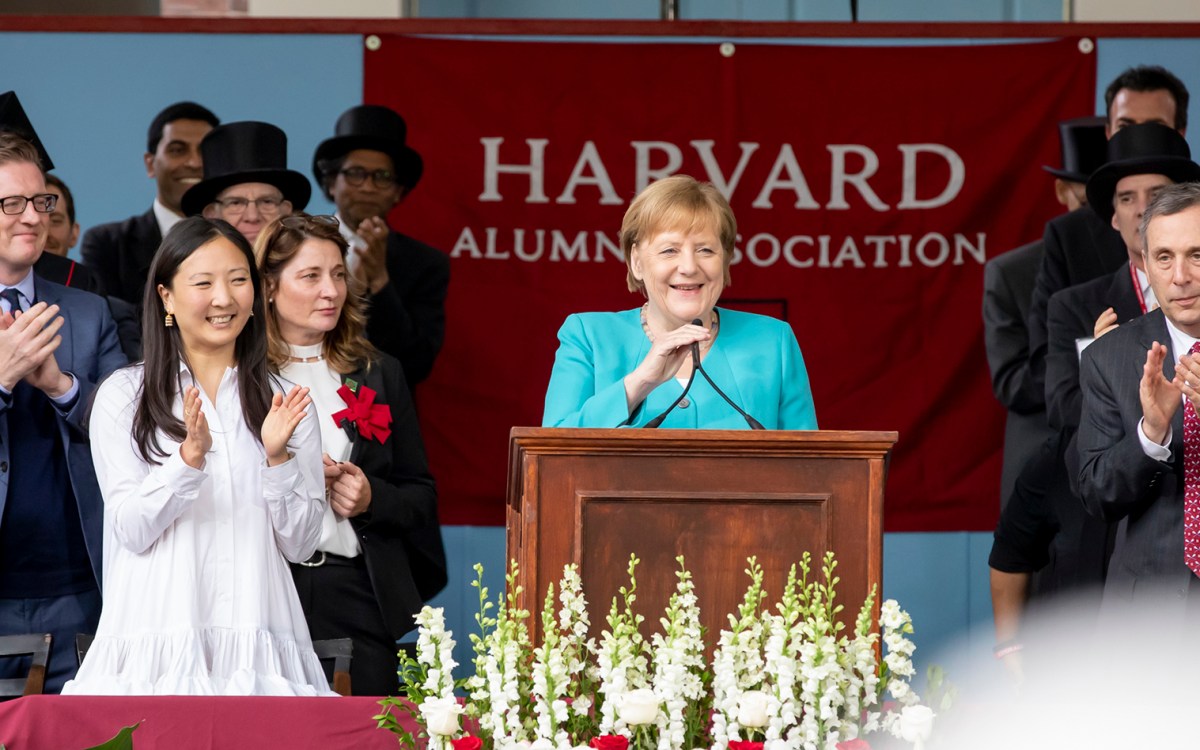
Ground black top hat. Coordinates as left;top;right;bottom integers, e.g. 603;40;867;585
1042;116;1106;183
312;105;423;193
181;121;311;216
1086;122;1200;221
0;91;54;171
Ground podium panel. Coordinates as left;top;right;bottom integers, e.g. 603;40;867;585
506;428;896;643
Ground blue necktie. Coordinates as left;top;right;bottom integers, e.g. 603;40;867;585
0;287;22;315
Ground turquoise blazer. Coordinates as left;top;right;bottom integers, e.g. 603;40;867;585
542;307;818;430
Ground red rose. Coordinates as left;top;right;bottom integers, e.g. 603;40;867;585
451;736;482;750
836;739;873;750
728;742;765;750
590;734;630;750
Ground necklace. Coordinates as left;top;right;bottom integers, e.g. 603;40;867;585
639;302;720;344
285;353;325;364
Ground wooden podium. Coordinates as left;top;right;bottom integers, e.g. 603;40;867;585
506;428;897;643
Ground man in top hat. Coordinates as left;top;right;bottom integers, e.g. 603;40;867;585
1076;177;1200;617
182;121;310;244
0;131;125;692
984;116;1107;507
313;104;449;391
81;101;219;305
1026;66;1190;414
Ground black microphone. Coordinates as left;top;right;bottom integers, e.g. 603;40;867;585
644;322;703;428
690;317;766;430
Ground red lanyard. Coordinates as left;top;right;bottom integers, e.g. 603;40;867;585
1130;261;1148;314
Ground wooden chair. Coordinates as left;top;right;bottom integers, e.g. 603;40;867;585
311;638;353;696
0;633;52;699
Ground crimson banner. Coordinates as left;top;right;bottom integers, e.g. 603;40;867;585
365;36;1095;531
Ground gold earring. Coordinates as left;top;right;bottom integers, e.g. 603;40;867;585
164;311;174;327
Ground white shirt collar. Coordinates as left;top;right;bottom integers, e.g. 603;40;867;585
153;198;185;239
1164;316;1200;363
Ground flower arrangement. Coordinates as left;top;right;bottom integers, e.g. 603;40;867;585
377;552;936;750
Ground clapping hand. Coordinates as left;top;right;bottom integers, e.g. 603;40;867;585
352;216;390;295
1176;351;1200;414
180;387;212;469
261;385;312;466
0;302;71;396
1141;342;1183;445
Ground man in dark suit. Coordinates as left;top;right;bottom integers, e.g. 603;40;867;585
984;117;1105;505
1077;181;1200;614
1027;66;1190;404
80;101;218;305
0;133;125;692
313;105;449;392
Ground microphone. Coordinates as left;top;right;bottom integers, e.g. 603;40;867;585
689;317;767;430
644;322;703;428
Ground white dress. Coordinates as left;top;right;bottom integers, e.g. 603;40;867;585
62;363;335;696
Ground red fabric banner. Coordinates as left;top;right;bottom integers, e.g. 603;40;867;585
365;36;1095;531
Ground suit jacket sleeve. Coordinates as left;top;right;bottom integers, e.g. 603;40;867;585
1045;290;1084;431
365;233;449;388
353;357;438;535
1076;340;1172;522
1025;222;1070;407
542;314;639;428
983;258;1043;414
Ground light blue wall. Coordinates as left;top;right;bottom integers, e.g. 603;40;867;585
0;32;360;246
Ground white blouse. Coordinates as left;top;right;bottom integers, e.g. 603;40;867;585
63;362;333;696
279;343;361;558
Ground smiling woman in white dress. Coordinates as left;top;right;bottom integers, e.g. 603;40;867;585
63;217;333;696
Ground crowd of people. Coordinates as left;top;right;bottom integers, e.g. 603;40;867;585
984;65;1200;680
0;94;448;695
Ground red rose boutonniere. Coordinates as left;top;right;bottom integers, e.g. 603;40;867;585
331;384;392;443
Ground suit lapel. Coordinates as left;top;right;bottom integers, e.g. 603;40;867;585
30;276;74;372
342;364;369;465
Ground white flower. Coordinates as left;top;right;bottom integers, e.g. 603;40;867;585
736;689;770;728
420;695;464;736
530;739;556;750
618;687;660;725
898;704;935;742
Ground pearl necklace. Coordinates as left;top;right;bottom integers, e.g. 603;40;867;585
285;353;325;364
639;303;719;345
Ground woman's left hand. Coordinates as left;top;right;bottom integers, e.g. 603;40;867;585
261;385;312;466
328;460;372;518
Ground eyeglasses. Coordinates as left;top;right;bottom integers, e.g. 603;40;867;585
0;194;57;216
212;195;285;216
280;214;340;231
338;167;396;189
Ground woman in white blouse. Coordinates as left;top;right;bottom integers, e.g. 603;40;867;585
255;214;441;696
64;217;332;696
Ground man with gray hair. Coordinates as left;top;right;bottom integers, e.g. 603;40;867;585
1076;180;1200;613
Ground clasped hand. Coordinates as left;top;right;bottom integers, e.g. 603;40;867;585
322;453;371;518
351;216;390;295
1140;342;1200;444
623;321;711;410
0;302;72;397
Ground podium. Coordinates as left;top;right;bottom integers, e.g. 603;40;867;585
506;428;897;643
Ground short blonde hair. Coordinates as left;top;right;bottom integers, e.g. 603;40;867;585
620;175;736;293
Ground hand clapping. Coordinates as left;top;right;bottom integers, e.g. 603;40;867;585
0;302;71;396
261;385;312;466
180;387;211;469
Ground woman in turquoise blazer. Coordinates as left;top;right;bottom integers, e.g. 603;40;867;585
543;175;817;430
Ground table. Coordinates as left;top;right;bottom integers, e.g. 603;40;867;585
0;694;415;749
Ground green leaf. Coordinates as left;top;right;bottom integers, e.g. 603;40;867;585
84;723;139;750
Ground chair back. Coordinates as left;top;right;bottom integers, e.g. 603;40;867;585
0;633;52;698
311;637;353;696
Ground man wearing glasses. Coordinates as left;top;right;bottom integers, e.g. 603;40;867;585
181;120;311;244
0;132;125;692
313;105;449;392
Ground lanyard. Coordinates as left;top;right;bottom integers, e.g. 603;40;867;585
1130;261;1148;315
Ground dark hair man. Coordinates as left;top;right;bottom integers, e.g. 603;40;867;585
80;101;218;305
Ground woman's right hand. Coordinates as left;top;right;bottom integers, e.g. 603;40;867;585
180;386;211;469
623;322;711;410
